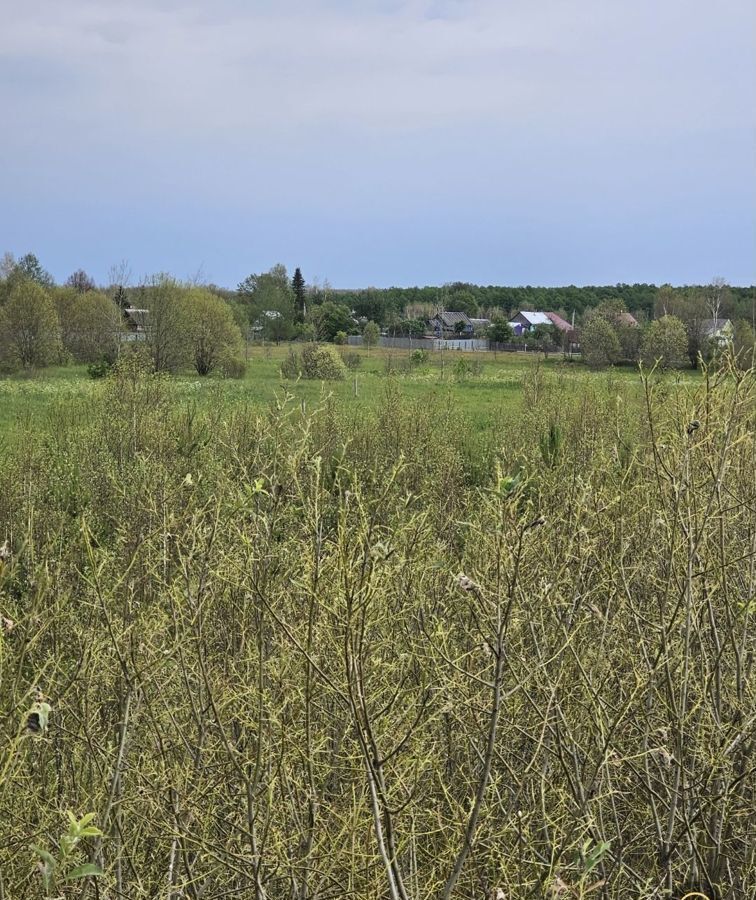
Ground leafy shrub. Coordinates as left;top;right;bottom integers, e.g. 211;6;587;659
410;349;429;367
341;351;362;370
453;357;482;379
280;344;347;380
217;352;247;379
280;348;301;379
0;360;754;898
87;359;112;380
333;330;347;345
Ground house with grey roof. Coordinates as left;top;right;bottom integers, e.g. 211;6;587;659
429;311;474;336
701;318;733;346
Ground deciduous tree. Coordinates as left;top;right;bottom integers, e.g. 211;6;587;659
581;315;620;368
640;315;688;369
144;275;191;373
0;280;61;368
362;320;380;350
186;289;243;375
66;269;96;293
55;288;122;362
486;318;514;343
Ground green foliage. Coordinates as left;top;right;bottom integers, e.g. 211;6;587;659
292;266;306;322
239;264;296;341
217;350;247;379
487;317;514;342
641;314;688;369
87;359;112;379
410;348;429;366
55;288;122;363
453;356;483;379
538;421;563;468
732;319;755;369
333;330;347;345
0;355;753;897
0;280;61;369
362;320;381;349
445;286;479;316
297;322;317;342
13;252;55;288
280;342;347;380
142;274;191;372
312;301;354;341
389;317;425;337
340;350;362;370
581;315;621;368
185;288;243;375
31;812;103;896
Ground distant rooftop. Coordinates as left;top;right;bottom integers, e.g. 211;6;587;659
513;310;551;326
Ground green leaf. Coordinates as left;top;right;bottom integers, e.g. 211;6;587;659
31;845;56;869
65;863;103;880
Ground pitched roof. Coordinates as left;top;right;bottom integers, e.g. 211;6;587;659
124;307;149;327
514;310;551;326
545;312;572;332
616;311;639;327
433;311;472;327
701;318;732;336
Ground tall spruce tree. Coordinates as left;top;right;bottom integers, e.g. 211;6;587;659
292;267;306;323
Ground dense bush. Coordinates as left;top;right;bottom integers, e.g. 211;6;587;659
340;350;362;370
217;350;247;379
0;359;753;898
185;288;244;375
86;358;112;379
641;314;689;369
280;343;347;380
581;315;621;368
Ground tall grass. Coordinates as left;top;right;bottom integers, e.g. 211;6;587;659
0;355;753;899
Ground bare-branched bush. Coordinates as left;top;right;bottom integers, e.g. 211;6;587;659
0;358;753;898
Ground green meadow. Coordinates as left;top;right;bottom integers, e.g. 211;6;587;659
0;344;698;438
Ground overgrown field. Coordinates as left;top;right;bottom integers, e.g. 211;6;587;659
0;345;696;435
0;354;753;899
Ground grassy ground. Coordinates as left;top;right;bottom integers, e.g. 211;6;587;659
0;343;700;437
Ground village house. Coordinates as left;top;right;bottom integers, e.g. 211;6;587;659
544;312;573;333
123;307;149;341
508;310;571;336
428;310;474;336
702;318;733;346
251;309;283;333
469;317;492;333
508;310;550;334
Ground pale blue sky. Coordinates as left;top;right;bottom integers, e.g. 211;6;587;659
1;0;753;287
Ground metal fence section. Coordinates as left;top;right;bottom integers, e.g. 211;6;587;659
347;336;547;353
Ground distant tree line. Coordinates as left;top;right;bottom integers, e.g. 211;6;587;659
337;281;755;326
1;251;754;374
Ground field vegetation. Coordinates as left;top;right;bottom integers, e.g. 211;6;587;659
0;342;753;898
